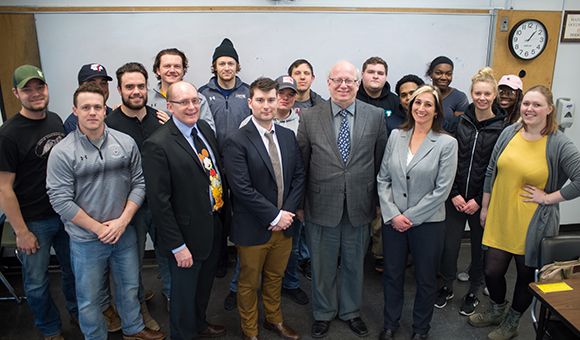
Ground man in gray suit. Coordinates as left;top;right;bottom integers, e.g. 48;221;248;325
296;61;388;338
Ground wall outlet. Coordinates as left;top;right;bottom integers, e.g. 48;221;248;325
500;17;509;32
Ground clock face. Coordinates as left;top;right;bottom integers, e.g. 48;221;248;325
509;19;548;60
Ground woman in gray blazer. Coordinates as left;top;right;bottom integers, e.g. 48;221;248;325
377;85;458;340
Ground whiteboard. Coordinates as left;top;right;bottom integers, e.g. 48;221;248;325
35;11;491;119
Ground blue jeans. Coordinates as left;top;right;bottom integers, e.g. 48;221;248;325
230;254;240;292
70;226;144;340
282;220;303;289
16;215;77;337
133;203;171;300
296;222;310;265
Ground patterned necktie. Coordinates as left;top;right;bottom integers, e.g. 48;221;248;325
192;128;224;211
264;131;284;209
338;109;350;165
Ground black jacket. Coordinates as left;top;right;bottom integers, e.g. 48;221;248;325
356;81;399;115
448;104;508;205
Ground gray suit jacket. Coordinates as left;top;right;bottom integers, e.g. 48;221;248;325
377;128;458;226
297;99;388;227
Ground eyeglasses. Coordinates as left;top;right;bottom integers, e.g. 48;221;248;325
499;90;516;97
169;98;199;106
329;78;358;86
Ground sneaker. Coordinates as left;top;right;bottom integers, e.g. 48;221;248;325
434;286;454;308
281;287;309;305
457;269;470;282
483;287;490;296
375;259;383;273
140;302;160;331
299;261;312;281
460;293;480;316
224;290;237;310
102;304;122;332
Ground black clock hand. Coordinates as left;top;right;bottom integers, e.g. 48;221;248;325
526;31;537;42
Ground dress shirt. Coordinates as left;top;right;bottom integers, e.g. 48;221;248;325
331;100;356;141
251;117;283;227
171;115;222;254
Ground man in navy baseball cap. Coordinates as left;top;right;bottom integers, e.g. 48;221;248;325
63;63;113;135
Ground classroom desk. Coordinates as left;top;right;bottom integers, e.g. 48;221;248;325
529;278;580;340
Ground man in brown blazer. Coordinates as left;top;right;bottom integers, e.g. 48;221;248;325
296;61;388;338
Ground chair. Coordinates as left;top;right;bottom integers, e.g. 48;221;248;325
0;213;24;303
531;235;580;339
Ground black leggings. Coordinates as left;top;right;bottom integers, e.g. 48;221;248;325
483;247;536;314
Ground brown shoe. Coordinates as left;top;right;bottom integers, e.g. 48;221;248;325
140;302;160;331
144;289;155;301
198;324;226;338
102;304;122;332
123;327;166;340
69;315;79;328
263;322;300;340
243;335;260;340
44;334;64;340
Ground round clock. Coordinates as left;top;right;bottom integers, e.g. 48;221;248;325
508;19;548;60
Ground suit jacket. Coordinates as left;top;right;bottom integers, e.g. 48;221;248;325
223;121;305;247
141;118;226;260
296;99;388;228
377;128;458;226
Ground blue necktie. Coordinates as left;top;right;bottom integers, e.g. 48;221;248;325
338;109;350;165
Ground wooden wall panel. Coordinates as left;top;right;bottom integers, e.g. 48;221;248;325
492;10;562;91
0;13;41;119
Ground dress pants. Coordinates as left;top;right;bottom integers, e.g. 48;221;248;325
236;230;292;337
167;214;222;340
305;206;370;321
382;221;445;335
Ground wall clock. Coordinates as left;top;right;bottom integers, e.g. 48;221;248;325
508;19;548;60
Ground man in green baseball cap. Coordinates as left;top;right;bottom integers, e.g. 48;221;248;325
1;65;76;340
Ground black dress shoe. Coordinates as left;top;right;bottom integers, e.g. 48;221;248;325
379;328;395;340
223;290;237;310
411;333;428;339
281;287;309;305
346;317;368;337
311;320;330;338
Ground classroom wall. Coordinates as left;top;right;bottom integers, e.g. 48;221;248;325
1;0;579;223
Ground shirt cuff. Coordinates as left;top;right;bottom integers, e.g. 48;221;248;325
172;244;186;254
270;211;282;226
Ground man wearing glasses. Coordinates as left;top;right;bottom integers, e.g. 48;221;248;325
296;61;388;338
142;81;227;340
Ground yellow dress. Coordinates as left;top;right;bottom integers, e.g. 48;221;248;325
482;131;548;255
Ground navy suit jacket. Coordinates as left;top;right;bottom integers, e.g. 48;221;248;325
223;121;306;247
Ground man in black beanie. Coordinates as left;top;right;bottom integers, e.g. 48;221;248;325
199;38;251;284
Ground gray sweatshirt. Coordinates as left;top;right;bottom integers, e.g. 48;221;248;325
47;125;145;242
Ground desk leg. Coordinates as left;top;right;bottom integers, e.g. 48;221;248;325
536;304;547;340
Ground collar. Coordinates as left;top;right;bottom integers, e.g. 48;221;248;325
331;100;356;117
172;115;198;137
251;116;275;135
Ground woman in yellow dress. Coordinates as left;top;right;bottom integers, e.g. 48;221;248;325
468;85;580;340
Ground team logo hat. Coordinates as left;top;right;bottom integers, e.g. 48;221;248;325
78;63;113;85
13;65;46;88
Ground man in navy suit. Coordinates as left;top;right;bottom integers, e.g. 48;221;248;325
223;77;305;340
